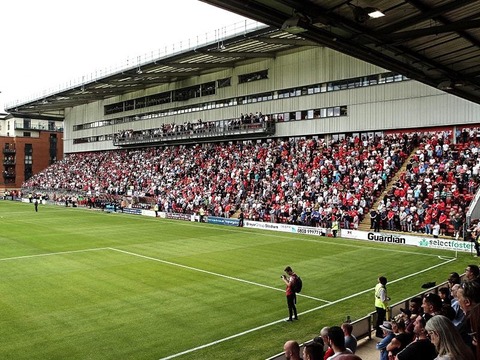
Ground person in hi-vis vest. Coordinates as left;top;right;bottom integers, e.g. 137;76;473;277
374;276;390;338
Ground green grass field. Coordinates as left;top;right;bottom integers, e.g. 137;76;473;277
0;201;475;360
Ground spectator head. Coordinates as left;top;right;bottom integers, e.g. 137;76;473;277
312;336;324;348
303;342;324;360
380;321;393;335
320;327;330;351
327;326;346;351
320;326;329;339
425;314;474;359
451;283;461;299
283;340;301;360
413;314;428;337
409;296;423;315
341;322;353;336
394;318;406;332
465;265;480;281
438;287;450;301
441;304;456;321
448;272;461;287
457;280;480;313
422;293;442;315
400;307;412;319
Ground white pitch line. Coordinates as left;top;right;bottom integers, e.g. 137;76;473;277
0;247;110;262
108;247;331;303
159;256;456;359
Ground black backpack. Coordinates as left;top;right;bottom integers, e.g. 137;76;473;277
294;275;303;293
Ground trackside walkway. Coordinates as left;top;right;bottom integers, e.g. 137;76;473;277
355;335;381;360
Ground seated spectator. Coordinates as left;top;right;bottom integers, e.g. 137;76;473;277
303;341;324;360
409;297;424;319
396;315;436;360
450;283;465;327
422;293;443;320
386;319;412;359
313;336;324;348
284;340;301;360
425;315;475;360
398;307;414;334
440;303;456;322
448;272;461;288
321;326;334;360
376;321;395;360
456;279;480;349
341;322;357;353
438;287;451;305
464;265;480;281
326;326;353;359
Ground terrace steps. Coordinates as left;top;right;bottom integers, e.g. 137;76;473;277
358;147;419;232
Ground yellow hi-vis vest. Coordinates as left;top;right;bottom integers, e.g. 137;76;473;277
375;283;387;309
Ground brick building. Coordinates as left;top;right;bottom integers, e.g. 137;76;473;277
0;112;63;190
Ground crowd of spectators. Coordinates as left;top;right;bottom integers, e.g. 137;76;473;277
23;128;480;239
283;266;480;360
115;119;218;141
371;130;480;238
24;133;415;229
114;112;269;143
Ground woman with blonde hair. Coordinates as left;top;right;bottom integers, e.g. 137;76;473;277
425;315;475;360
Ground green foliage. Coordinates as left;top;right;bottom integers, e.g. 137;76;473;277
0;201;473;359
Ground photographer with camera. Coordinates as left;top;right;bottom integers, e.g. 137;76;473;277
282;266;299;322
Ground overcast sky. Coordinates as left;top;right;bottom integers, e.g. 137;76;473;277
0;0;251;111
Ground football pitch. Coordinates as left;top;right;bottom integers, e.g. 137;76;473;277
0;201;474;360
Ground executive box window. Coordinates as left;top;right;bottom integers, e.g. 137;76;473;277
217;77;231;88
125;100;134;111
238;69;268;84
135;98;146;109
202;82;216;96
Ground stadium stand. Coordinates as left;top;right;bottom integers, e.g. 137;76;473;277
23;132;412;223
22;127;480;241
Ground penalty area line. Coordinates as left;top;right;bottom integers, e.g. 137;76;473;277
159;255;456;359
108;247;330;304
0;247;110;262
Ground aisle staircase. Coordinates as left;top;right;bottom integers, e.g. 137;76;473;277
357;148;418;232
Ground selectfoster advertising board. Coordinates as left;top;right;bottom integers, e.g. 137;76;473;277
341;229;474;252
243;221;474;253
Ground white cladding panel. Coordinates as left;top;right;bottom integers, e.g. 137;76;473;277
274;91;480;138
64;46;480;153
